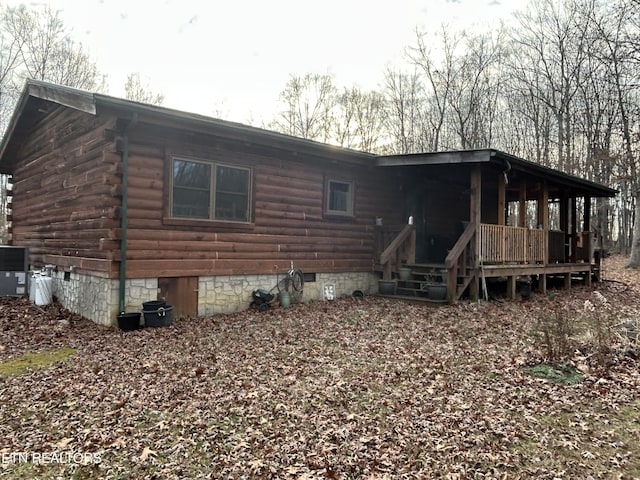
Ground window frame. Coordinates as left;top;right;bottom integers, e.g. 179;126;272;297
324;177;355;218
168;155;253;225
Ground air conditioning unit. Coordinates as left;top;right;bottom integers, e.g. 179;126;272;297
0;246;28;297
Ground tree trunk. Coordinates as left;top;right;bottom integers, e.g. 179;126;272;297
626;190;640;268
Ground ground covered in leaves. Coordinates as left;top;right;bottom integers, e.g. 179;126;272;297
1;256;639;479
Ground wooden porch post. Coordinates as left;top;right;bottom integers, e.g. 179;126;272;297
498;173;506;226
537;181;549;230
537;181;549;289
584;195;593;286
570;196;578;262
518;182;527;228
583;196;591;231
471;165;482;233
469;165;482;301
583;195;592;261
560;195;569;262
408;227;416;265
538;274;547;294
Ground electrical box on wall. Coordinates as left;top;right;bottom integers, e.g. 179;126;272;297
0;246;28;297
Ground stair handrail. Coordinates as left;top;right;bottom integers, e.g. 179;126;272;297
445;222;476;268
444;222;476;302
379;224;415;265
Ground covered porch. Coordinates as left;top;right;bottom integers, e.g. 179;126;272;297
373;150;616;302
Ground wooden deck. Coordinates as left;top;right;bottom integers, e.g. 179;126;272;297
375;223;600;303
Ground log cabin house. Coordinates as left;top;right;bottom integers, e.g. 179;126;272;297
0;80;617;325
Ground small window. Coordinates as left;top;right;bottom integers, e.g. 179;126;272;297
325;179;354;216
171;157;251;223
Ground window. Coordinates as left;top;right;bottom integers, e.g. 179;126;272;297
171;157;251;223
325;179;354;216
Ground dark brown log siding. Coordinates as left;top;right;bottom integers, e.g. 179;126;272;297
124;124;401;278
11;109;401;280
10;106;120;277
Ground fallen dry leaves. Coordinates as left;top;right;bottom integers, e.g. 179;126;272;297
0;255;639;478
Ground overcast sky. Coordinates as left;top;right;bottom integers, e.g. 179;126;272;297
10;0;529;123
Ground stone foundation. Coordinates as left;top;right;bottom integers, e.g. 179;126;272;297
198;271;377;316
45;270;377;326
49;272;157;326
49;271;117;326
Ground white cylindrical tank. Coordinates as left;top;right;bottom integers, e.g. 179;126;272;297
34;275;53;306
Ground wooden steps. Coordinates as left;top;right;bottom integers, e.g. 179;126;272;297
376;262;476;303
376;292;448;306
378;263;468;303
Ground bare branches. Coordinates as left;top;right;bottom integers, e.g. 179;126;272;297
1;4;104;91
125;73;165;105
270;73;336;142
269;73;387;152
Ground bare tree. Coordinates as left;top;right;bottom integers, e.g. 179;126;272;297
447;30;506;149
575;0;637;254
408;27;460;151
607;0;640;264
124;73;165;105
382;68;427;153
0;6;26;133
3;5;104;91
333;86;386;152
0;4;105;244
351;89;386;153
332;87;359;148
269;73;336;142
510;0;595;173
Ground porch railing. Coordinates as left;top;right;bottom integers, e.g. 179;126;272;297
480;224;545;264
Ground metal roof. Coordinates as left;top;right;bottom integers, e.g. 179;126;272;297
377;149;618;198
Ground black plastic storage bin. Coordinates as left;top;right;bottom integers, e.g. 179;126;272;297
142;305;174;327
142;300;166;311
117;312;142;331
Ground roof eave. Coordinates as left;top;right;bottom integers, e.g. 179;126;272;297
93;94;376;164
376;149;617;198
0;80;98;174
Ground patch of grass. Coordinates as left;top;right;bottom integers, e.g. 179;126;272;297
525;364;584;385
0;347;76;376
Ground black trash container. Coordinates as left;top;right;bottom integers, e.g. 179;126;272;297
142;300;166;310
142;304;174;327
117;312;142;331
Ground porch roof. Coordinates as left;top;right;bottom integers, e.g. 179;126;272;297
376;149;617;198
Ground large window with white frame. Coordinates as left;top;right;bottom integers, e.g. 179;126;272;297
324;178;354;216
171;157;251;223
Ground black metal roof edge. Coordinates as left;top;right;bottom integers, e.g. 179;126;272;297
489;150;618;197
376;148;617;197
94;93;377;163
376;149;493;166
